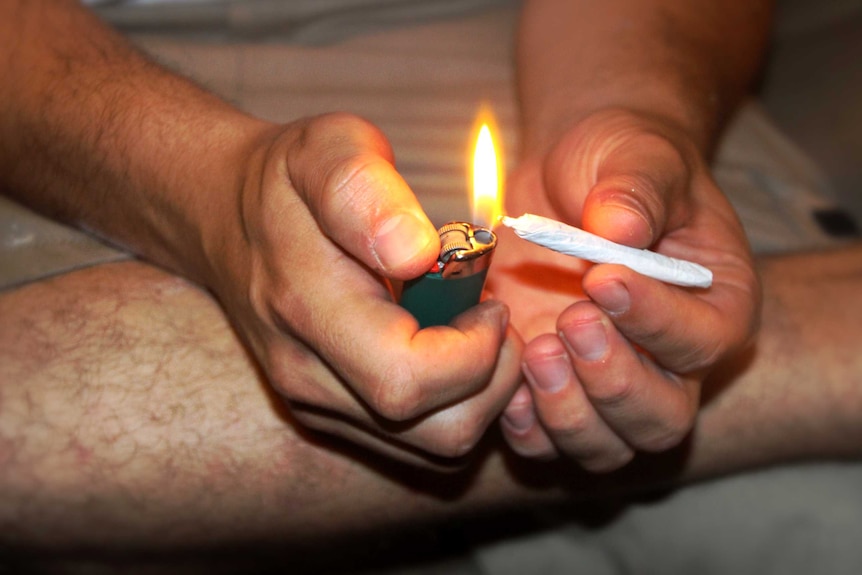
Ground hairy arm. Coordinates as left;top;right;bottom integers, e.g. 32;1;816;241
517;0;773;155
0;0;265;281
0;0;522;465
2;246;860;555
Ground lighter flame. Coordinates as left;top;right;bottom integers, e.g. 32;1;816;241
471;118;504;228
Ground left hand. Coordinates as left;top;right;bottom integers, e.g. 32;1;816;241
488;108;761;471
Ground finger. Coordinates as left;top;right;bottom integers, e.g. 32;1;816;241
272;281;515;425
335;298;514;422
290;326;525;462
520;333;634;471
288;405;471;471
583;263;758;374
558;301;700;453
500;384;558;460
286;113;439;280
395;326;525;457
257;186;514;426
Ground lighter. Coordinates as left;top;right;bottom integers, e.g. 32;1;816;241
399;221;497;328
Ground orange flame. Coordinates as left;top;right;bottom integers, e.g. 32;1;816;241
469;107;504;228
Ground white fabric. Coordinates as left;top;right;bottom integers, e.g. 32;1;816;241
473;464;862;575
85;0;520;44
711;102;849;254
0;196;127;290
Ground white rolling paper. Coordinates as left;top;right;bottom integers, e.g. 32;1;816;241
500;213;713;288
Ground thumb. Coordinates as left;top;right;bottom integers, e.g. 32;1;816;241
583;133;690;249
287;113;439;280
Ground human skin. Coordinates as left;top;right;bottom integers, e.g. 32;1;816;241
492;0;772;468
2;0;859;565
1;246;860;560
0;0;523;466
0;0;771;473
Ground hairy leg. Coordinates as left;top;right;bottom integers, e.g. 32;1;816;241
692;243;862;474
0;261;522;554
2;246;861;558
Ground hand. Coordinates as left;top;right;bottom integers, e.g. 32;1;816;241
489;108;761;471
204;113;523;466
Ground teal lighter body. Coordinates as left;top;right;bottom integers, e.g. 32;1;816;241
399;222;497;329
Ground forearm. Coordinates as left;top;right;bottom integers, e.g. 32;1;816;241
517;0;774;155
0;0;268;283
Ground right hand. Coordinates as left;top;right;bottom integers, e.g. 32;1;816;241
203;113;523;466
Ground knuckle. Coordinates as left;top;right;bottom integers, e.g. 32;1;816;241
317;154;379;225
639;407;696;453
541;403;594;438
318;111;382;136
302;112;379;143
368;363;425;422
266;347;318;402
587;374;638;408
638;132;687;169
291;113;393;223
305;112;392;161
427;417;487;459
265;292;307;342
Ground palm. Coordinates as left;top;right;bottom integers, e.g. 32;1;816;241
488;158;592;342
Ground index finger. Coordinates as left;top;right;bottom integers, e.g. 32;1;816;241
320;281;513;423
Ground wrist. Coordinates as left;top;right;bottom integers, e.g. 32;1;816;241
192;119;281;294
521;88;716;162
515;1;768;160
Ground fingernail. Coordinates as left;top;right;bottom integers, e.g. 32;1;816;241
591;281;630;315
561;318;608;362
372;213;435;272
604;193;654;240
524;354;570;393
502;403;535;432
